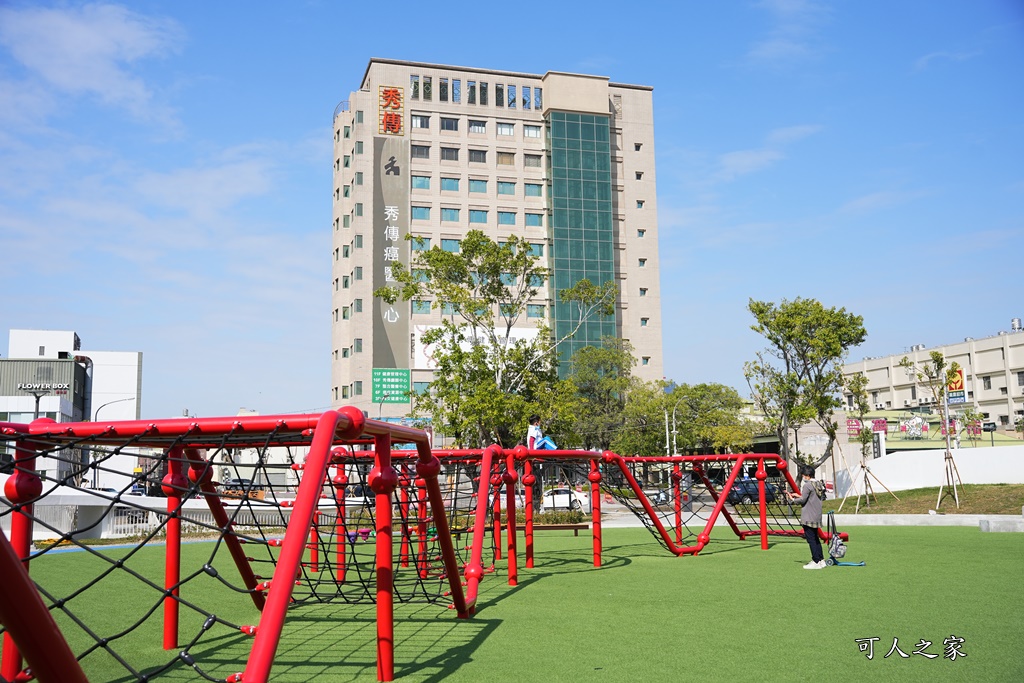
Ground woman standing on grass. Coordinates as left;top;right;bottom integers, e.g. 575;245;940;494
789;464;826;569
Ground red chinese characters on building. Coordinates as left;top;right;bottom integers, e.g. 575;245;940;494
379;86;404;135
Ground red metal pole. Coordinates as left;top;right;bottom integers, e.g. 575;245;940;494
503;452;518;587
162;445;187;649
243;407;364;683
372;432;397;682
694;458;748;553
309;511;320;574
588;460;602;568
522;458;535;569
0;527;88;683
399;465;411;569
333;465;348;584
1;434;42;682
672;464;683;545
464;446;498;612
182;448;265;611
415;475;428;579
756;458;769;550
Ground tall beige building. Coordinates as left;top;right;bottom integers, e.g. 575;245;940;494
331;59;663;418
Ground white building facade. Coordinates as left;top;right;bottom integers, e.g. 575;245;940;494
841;322;1024;432
331;59;664;418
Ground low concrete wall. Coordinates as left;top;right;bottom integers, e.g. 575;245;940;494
835;444;1024;496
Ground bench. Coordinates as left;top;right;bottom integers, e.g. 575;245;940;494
529;523;590;536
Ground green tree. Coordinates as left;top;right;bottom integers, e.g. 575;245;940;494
898;351;962;447
611;379;673;456
744;297;867;466
375;230;615;447
568;337;636;450
845;372;874;460
671;383;754;454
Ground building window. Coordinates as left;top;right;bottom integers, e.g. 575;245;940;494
535;88;542;109
411;114;429;129
441;147;459;161
640;317;649;327
497;181;516;195
1017;371;1024;387
469;149;487;163
343;125;351;138
439;77;449;102
496;83;504;107
441;177;460;192
413;300;431;314
411;145;430;159
355;172;363;185
983;376;992;390
343;215;350;228
342;306;351;320
498;211;516;225
441;207;460;222
411;175;430;189
343;155;350;167
525;213;543;227
640;288;648;297
637;229;646;238
468;80;476;104
355;266;363;279
354;338;362;353
469;119;486;134
442;302;459;315
636;200;645;209
642;357;650;366
355;141;363;154
527;304;546;318
354;298;363;312
440;117;459;131
639;258;647;267
507;84;517;108
636;171;643;180
525;183;543;197
412;236;431;251
524;124;541;138
342;185;350;198
522;86;532;110
411;206;431;221
469;210;488;224
496;151;515;166
469;179;487;193
529;243;544;257
413;381;430;396
341;348;349;358
355;110;364;123
497;122;514;136
479;81;488;105
355;203;363;216
355;234;363;248
341;386;349;399
441;239;461;252
634;142;642;151
524;154;542;168
410;74;419;99
500;273;516;286
354;381;363;396
422;76;432;101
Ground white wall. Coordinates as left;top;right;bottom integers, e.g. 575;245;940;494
835;444;1024;496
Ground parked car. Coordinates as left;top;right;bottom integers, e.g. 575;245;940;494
489;487;526;510
220;477;263;491
541;487;590;512
726;480;778;505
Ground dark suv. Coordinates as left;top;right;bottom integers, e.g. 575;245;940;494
726;480;777;505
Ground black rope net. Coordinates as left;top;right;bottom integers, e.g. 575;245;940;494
0;429;496;683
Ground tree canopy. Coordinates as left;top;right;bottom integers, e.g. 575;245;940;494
744;297;866;466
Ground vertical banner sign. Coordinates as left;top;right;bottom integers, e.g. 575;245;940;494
373;85;410;397
947;368;965;404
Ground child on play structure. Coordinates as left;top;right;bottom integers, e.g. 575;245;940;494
527;414;557;450
788;464;827;569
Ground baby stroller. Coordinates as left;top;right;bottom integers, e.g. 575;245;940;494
825;511;865;567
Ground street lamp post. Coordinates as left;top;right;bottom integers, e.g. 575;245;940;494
23;390;49;420
93;396;136;422
378;393;390;419
671;396;689;456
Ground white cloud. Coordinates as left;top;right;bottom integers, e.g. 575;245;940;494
839;189;929;214
0;3;183;123
712;124;822;182
747;0;830;67
913;50;981;72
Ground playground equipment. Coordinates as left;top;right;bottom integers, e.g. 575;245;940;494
0;411;843;682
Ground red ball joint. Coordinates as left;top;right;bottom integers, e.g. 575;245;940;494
601;450;616;464
587;470;602;483
522;474;536;486
776;460;788;472
161;472;189;497
697;532;710;546
671;471;683;483
513;444;528;459
502;469;519;485
489;474;502;487
755;469;767;481
332;471;349;487
4;471;42;504
416;455;441;480
336;405;366;440
368;465;399;495
188;462;214;486
464;564;484;581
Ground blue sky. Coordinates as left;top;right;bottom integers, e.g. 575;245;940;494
1;1;1021;419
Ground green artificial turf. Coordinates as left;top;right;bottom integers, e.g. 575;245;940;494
21;526;1024;682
